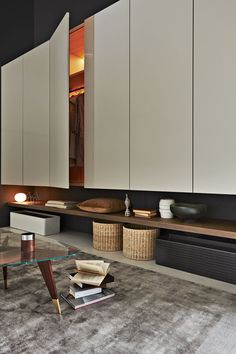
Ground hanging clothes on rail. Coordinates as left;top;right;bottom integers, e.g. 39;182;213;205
69;91;84;168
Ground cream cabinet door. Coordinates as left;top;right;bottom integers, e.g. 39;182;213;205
50;13;69;188
194;0;236;194
84;0;129;189
1;14;69;188
23;41;50;186
1;57;23;185
130;0;192;192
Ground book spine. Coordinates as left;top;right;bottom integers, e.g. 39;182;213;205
133;209;156;213
69;287;102;299
74;293;115;310
61;292;115;310
134;214;157;218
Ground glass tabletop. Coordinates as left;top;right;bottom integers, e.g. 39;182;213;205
0;230;78;266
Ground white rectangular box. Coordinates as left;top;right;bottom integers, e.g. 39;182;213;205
10;210;60;235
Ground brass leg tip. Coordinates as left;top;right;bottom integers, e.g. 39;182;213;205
52;299;61;314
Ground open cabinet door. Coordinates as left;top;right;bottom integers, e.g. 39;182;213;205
84;0;130;189
50;13;69;188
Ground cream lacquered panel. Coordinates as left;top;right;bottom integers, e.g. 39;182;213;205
130;0;192;192
194;0;236;194
84;0;130;189
49;13;69;188
23;41;50;186
1;57;23;185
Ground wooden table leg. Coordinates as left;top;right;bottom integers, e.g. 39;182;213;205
2;266;7;290
37;260;61;314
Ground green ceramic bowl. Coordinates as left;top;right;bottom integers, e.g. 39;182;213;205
170;203;207;220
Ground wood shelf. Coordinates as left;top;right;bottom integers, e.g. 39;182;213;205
69;70;84;92
7;202;236;240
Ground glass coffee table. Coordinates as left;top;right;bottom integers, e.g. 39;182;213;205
0;230;78;314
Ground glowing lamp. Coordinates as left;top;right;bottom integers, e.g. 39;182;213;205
14;193;27;203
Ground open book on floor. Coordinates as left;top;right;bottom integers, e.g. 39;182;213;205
71;260;111;287
69;272;114;288
61;288;115;310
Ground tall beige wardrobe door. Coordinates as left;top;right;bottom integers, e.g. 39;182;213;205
194;0;236;194
50;13;69;188
23;42;50;186
84;0;129;189
1;57;23;185
130;0;192;192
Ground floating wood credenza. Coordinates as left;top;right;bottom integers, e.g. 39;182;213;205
7;202;236;240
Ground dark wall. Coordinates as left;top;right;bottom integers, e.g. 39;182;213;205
34;0;118;46
0;0;34;65
0;186;34;227
33;0;236;232
34;186;236;221
0;1;34;226
34;186;236;234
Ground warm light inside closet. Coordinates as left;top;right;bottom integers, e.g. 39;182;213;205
69;25;84;186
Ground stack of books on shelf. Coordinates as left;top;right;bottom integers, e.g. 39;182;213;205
61;260;115;310
45;200;78;209
133;208;157;218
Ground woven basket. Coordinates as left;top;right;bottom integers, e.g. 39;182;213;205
123;225;159;260
93;221;123;251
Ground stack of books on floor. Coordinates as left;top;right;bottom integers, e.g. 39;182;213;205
61;260;115;310
45;200;78;209
133;208;157;218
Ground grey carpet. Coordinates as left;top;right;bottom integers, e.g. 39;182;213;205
0;252;236;354
195;312;236;354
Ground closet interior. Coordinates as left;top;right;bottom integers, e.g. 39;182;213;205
69;25;84;186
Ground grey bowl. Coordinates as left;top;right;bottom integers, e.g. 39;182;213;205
170;203;207;221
